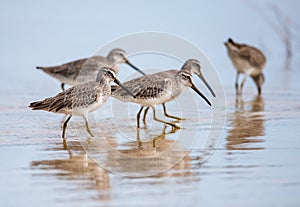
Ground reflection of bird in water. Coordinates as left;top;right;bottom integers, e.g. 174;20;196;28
31;139;110;201
97;127;195;178
224;38;266;95
226;96;265;150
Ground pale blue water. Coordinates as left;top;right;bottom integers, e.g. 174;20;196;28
1;1;300;207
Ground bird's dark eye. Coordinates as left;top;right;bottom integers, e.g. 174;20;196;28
107;70;116;79
103;69;115;79
181;73;192;81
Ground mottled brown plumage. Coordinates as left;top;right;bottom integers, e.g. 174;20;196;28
111;59;215;129
37;49;145;91
30;81;109;114
225;38;266;95
29;67;135;138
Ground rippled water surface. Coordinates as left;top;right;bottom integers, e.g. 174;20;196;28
1;1;300;206
1;85;300;206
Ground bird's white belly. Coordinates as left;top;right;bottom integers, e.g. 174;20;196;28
232;59;262;77
232;58;250;73
86;99;106;112
248;67;260;76
66;97;108;116
132;93;175;107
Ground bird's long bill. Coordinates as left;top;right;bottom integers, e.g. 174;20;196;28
114;78;136;98
125;58;146;76
190;83;211;106
197;73;216;97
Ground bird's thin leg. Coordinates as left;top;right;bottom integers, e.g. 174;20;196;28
62;115;72;139
258;87;262;96
162;103;185;120
61;83;65;91
151;106;180;129
61;114;69;123
85;121;94;137
136;106;144;128
162;125;168;135
83;116;94;137
142;107;150;125
235;72;240;94
240;74;249;96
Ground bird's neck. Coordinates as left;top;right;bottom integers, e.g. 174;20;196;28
107;55;114;62
178;70;193;79
96;74;110;84
107;55;121;65
180;66;193;75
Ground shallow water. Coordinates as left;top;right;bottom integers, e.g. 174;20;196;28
1;85;300;206
1;1;300;205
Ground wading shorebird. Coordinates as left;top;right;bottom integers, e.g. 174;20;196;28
224;38;266;95
111;59;215;129
29;67;135;138
37;49;145;91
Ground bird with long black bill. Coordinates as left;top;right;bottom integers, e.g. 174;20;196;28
36;48;145;91
29;67;135;138
111;59;215;129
